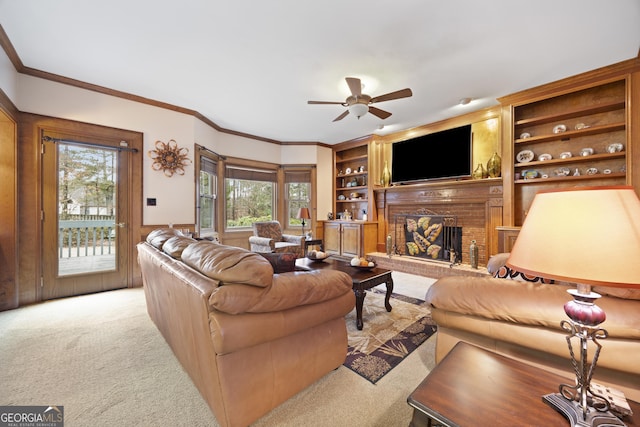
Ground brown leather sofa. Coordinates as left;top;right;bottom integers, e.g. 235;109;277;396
137;228;355;427
425;253;640;401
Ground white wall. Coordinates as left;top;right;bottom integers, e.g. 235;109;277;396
10;71;331;225
0;48;18;103
314;146;334;222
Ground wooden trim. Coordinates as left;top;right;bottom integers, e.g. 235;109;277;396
0;105;18;310
0;24;329;149
0;89;19;120
498;57;640;106
0;24;23;71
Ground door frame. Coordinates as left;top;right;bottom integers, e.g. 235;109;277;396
18;114;143;304
41;131;136;299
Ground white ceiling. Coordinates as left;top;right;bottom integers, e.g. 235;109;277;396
1;0;639;145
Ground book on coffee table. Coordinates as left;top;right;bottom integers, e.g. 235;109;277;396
591;382;633;417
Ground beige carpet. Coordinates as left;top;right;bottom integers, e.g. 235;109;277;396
0;286;437;427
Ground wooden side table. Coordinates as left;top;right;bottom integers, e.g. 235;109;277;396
407;342;639;427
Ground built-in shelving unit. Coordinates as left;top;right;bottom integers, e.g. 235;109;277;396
508;79;628;224
334;144;371;221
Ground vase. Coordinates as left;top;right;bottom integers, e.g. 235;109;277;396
472;163;485;180
470;240;478;269
381;161;391;187
486;152;501;178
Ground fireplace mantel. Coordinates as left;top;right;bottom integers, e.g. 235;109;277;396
373;178;504;267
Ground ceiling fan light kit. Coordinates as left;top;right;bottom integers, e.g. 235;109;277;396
308;77;412;122
348;103;369;119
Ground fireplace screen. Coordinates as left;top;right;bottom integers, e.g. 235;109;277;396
394;213;461;263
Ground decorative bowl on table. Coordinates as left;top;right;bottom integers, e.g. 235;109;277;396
351;264;377;270
306;250;330;262
349;257;376;269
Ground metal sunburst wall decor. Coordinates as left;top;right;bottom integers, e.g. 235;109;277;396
148;139;192;177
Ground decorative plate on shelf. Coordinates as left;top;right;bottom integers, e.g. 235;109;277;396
607;143;624;153
345;167;352;174
560;151;572;159
538;153;552;161
575;123;589;130
586;168;599;175
553;124;567;134
580;148;594;156
519;132;531;139
521;170;539;180
555;167;571;176
516;150;534;163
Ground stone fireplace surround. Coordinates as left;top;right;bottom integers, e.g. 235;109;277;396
372;178;503;279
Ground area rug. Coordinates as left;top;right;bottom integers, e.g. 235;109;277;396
344;290;436;384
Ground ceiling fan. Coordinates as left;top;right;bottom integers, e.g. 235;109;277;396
308;77;413;122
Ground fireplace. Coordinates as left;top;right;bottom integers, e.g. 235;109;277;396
394;211;462;264
374;179;504;269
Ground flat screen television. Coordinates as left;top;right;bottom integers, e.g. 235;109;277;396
391;124;472;184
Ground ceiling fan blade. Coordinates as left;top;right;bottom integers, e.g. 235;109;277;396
368;106;392;120
308;100;344;105
345;77;362;97
332;110;350;122
370;88;413;104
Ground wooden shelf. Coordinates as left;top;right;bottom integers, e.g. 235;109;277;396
336;154;368;164
514;122;625;145
337;199;368;203
508;78;628;226
337;185;367;191
514;152;625;168
515;172;625;185
337;171;367;178
515;101;625;127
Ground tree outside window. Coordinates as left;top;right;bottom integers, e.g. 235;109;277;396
284;168;312;230
287;182;310;227
225;166;276;228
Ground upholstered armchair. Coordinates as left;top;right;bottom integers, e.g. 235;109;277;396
249;221;304;257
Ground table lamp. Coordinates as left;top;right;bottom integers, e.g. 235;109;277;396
297;207;311;238
506;186;640;427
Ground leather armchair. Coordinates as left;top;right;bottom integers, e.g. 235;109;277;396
249;220;304;257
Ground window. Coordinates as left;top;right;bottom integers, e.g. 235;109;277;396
225;166;276;229
197;155;217;237
285;169;311;228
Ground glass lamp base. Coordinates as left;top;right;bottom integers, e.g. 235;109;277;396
543;393;626;427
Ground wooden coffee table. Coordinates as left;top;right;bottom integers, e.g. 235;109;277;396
407;342;639;427
296;257;393;330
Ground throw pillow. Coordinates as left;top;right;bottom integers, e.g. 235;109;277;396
494;265;555;284
259;252;297;274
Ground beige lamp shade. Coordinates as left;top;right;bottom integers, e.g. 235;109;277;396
506;186;640;289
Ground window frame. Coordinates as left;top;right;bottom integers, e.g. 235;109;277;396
194;146;219;239
284;169;312;230
224;164;278;231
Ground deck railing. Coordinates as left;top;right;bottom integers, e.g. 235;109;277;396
58;220;116;258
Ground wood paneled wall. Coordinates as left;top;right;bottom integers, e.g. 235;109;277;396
0;91;18;311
